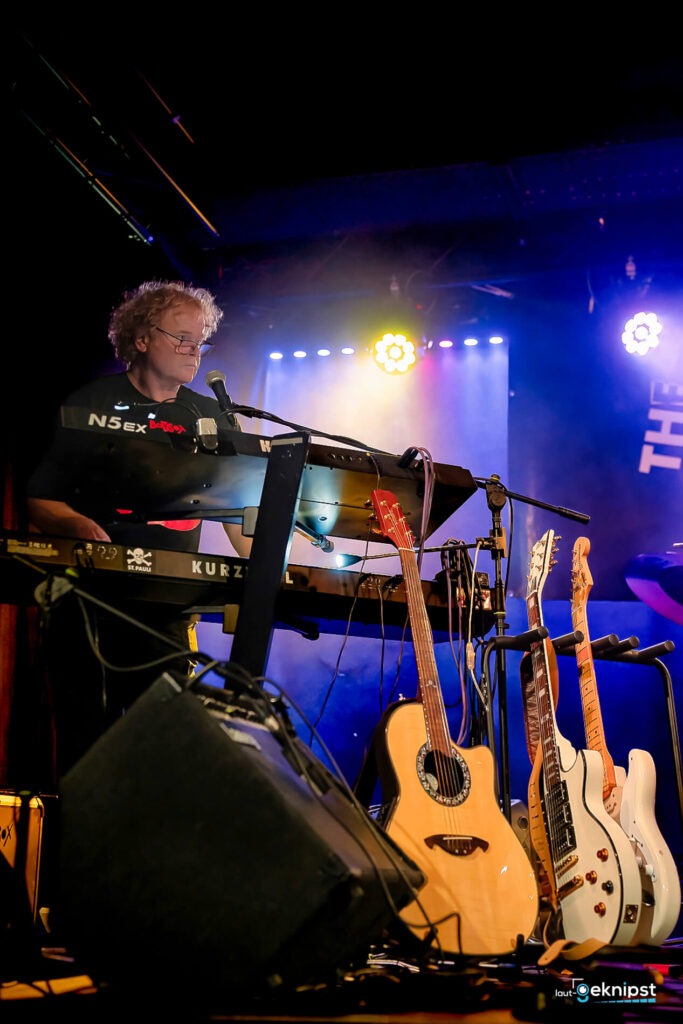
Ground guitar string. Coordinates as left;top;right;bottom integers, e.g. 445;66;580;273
405;551;461;799
401;543;466;942
402;451;466;940
571;538;616;800
383;492;546;952
405;450;458;800
404;467;475;944
529;532;564;896
381;462;521;951
532;632;562;876
378;484;465;947
533;535;657;946
397;453;516;948
570;543;672;944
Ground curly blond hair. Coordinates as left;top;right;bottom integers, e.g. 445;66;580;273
108;280;224;367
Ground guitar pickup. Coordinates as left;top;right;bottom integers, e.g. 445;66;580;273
557;874;584;901
555;853;579;879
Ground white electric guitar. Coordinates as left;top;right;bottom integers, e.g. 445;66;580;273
525;530;643;946
571;536;681;946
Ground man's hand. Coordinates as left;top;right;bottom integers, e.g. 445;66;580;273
27;499;111;542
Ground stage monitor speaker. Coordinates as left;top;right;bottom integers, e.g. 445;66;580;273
55;673;425;997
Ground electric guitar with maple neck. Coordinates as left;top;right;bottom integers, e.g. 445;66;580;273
525;529;642;946
571;536;681;946
367;489;539;956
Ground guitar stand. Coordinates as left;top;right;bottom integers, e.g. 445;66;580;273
482;626;549;821
556;632;683;850
470;474;592;805
486;627;683;873
472;476;588;820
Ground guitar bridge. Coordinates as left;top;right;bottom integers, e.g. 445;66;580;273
425;835;489;856
557;874;584;901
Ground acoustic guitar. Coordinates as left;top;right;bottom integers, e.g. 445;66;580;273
368;489;539;956
524;529;642;946
571;536;681;946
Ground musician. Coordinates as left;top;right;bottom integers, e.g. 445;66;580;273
26;280;252;782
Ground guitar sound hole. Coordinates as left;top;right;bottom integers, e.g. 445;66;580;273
417;745;470;806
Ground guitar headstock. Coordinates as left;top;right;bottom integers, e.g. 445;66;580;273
527;529;559;601
571;536;593;602
370;489;416;551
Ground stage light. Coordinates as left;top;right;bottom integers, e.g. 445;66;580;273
341;346;355;355
293;350;307;358
269;351;284;360
335;551;403;568
622;311;663;356
335;542;461;568
335;553;363;568
317;348;331;357
438;339;453;348
373;333;416;374
489;335;504;345
463;336;478;347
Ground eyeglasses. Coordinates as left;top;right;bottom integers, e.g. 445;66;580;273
153;325;214;356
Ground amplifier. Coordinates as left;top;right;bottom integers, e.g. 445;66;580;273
57;673;425;997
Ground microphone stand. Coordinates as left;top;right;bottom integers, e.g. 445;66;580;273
481;477;509;813
476;474;589;821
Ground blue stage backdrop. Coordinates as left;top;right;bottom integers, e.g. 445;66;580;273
195;289;683;890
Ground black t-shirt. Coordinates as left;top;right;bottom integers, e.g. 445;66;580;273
28;372;237;552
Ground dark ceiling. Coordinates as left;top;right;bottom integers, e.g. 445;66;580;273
8;22;683;338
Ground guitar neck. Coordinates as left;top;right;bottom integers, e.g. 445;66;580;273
526;534;583;870
571;560;617;799
527;593;563;792
370;489;454;758
573;619;616;784
398;547;452;756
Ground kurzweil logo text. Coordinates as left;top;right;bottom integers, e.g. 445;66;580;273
191;560;245;579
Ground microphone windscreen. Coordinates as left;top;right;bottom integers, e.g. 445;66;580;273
204;369;226;388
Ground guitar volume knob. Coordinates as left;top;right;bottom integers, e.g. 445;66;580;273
594;902;607;917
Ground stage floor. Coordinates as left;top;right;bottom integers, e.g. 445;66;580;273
1;931;682;1023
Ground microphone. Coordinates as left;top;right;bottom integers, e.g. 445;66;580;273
205;370;238;430
196;417;218;452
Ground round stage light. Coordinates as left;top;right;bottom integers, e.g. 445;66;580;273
373;333;417;374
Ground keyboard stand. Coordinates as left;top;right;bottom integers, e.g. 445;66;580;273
228;431;311;680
